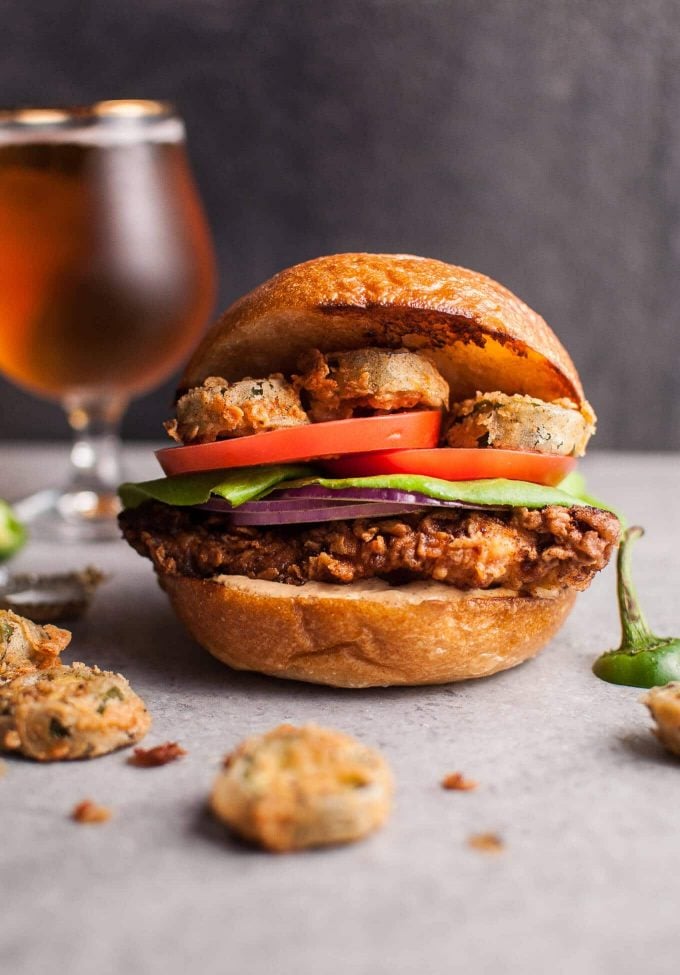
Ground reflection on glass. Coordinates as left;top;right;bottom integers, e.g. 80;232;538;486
0;100;216;540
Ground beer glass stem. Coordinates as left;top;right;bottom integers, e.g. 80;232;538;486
57;393;128;537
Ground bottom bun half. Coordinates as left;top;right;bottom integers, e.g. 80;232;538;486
160;573;577;688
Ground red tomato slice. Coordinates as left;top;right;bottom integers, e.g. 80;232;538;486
320;448;575;486
156;411;442;476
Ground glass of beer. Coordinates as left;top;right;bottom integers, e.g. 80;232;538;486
0;100;216;540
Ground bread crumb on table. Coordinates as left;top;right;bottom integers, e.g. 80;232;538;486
441;771;478;791
128;741;187;767
71;800;112;824
467;832;504;854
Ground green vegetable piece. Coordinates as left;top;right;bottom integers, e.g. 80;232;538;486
119;467;618;514
97;685;125;713
558;471;626;526
49;717;71;739
118;464;316;510
593;526;680;688
284;474;615;511
0;499;27;561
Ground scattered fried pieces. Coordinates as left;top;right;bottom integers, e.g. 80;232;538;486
0;663;151;761
168;375;309;444
444;391;594;457
72;799;112;824
468;832;504;854
441;771;478;791
0;609;70;678
643;683;680;757
211;724;393;852
0;609;151;762
2;730;20;751
129;741;187;767
295;347;449;422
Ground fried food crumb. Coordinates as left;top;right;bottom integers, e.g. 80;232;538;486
468;832;504;854
0;758;6;778
0;663;151;761
72;799;112;824
643;683;680;757
211;723;393;852
128;741;187;767
0;608;71;678
168;375;309;444
441;771;478;791
444;391;595;457
2;730;20;751
295;347;449;422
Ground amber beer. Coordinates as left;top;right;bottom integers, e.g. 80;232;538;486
0;103;215;400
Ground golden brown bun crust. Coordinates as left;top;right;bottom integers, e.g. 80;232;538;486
179;254;584;404
160;573;576;688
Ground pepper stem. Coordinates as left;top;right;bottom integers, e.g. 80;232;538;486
615;526;657;650
593;525;680;687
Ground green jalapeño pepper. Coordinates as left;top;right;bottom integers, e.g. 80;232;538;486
593;526;680;688
0;499;26;561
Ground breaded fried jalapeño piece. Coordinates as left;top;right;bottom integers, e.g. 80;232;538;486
0;609;71;680
295;347;449;422
644;683;680;758
165;374;309;445
444;391;595;457
0;662;151;761
210;723;393;851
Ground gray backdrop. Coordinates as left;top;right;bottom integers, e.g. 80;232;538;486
0;0;678;449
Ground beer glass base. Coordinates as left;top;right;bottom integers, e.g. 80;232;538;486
13;487;122;542
12;394;128;543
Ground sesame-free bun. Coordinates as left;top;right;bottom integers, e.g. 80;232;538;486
179;253;584;404
160;573;576;689
161;254;583;688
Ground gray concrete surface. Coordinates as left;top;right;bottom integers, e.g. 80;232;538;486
1;445;679;975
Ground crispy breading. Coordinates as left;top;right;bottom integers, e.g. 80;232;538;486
444;391;595;457
166;375;309;445
294;347;449;422
128;741;186;767
644;683;680;757
0;662;151;761
441;772;478;791
468;832;504;854
210;724;393;851
0;609;70;680
72;799;112;824
120;502;620;594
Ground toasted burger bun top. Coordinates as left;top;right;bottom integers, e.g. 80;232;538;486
179;253;584;404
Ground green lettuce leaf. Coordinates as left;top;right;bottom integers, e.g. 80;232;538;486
119;466;615;513
558;470;625;524
283;474;615;510
118;464;316;510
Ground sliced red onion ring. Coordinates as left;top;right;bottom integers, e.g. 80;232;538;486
272;486;492;508
228;502;428;526
199;486;497;516
197;498;349;514
195;485;505;525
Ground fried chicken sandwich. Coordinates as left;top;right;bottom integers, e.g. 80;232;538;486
119;254;620;687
